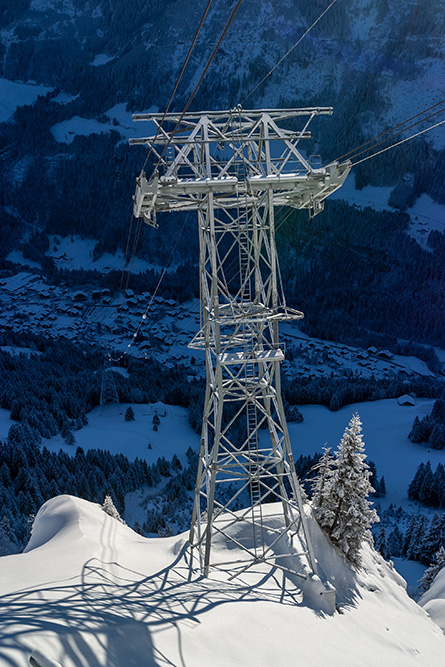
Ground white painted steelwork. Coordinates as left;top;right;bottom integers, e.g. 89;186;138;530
131;107;350;582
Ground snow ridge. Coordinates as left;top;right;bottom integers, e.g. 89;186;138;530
0;495;444;666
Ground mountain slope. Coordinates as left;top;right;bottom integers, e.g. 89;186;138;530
0;494;443;666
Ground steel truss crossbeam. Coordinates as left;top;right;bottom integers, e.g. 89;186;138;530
131;108;351;582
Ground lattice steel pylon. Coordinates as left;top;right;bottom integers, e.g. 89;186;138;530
130;107;351;582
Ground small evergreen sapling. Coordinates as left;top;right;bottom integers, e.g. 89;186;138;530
124;406;135;422
152;412;160;431
102;494;126;524
312;413;379;565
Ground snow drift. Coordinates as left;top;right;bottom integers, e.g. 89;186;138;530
419;568;445;635
0;495;443;666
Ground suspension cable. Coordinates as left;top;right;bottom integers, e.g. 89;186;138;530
153;0;243;172
330;104;445;167
120;0;214;300
331;99;444;164
141;0;213;174
351;119;445;167
128;213;190;348
240;0;338;106
341;107;444;165
123;1;243;297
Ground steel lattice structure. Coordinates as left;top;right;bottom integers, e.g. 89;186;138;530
131;108;350;582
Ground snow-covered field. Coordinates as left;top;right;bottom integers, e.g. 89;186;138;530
38;395;443;594
0;495;443;667
45;234;158;273
0;78;52;122
42;397;439;515
287;398;440;511
50;103;156;143
331;173;445;249
44;402;200;466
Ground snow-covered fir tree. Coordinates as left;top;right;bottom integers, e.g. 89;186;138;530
311;444;335;520
102;494;126;524
417;546;445;597
312;413;379;565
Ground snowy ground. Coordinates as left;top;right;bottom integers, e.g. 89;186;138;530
0;495;443;667
44;402;200;466
0;407;13;442
331;172;445;249
0;78;52;122
420;568;445;634
39;395;442;593
50;103;156;143
42;397;439;516
286;398;440;511
407;194;445;250
45;234;159;273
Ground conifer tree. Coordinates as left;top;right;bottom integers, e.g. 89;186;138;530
311;445;335;524
374;526;387;559
420;513;445;564
386;524;403;558
417;547;445;597
102;494;126;524
312;413;379;565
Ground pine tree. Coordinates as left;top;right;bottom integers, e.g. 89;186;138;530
152;412;160;431
124;406;135;422
420;513;445;564
403;514;430;561
312;413;379;565
430;423;445;450
102;494;126;524
386;524;403;558
374;526;387;559
311;445;335;525
408;462;427;501
417;547;445;597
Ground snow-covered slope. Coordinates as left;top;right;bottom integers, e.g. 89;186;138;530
420;568;445;634
0;495;443;666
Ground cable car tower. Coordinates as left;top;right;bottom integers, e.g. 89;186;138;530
131;107;350;582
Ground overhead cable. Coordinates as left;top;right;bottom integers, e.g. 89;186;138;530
351;119;445;167
141;0;214;173
154;0;244;171
332;99;444;164
240;0;338;106
120;0;214;299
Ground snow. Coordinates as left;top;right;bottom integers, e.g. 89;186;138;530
91;54;115;67
50;116;120;144
44;402;200;465
4;249;42;268
52;91;78;105
0;407;13;442
0;495;443;666
0;271;43;292
45;235;159;273
329;174;445;251
285;398;441;511
407;194;445;250
0;345;40;358
50;103;153;144
330;172;394;211
420;568;445;633
0;78;52;123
